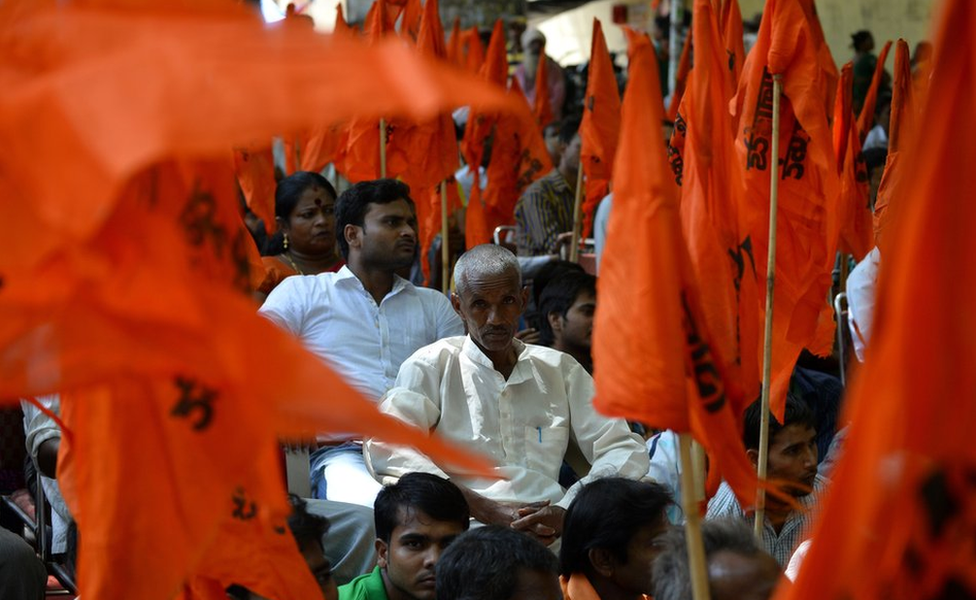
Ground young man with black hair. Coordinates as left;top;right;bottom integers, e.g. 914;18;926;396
705;394;827;566
559;478;672;600
339;473;469;600
436;526;561;600
514;118;582;257
537;271;597;373
260;179;463;506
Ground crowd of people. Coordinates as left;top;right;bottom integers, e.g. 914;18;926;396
0;3;931;598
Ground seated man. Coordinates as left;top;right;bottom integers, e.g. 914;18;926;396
514;118;581;257
652;518;782;600
365;244;649;546
537;271;597;374
0;527;47;600
260;178;464;506
339;472;469;600
559;478;672;600
436;526;561;600
705;394;827;567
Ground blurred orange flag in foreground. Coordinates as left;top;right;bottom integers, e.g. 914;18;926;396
777;2;976;597
733;0;839;420
0;2;520;598
593;28;760;504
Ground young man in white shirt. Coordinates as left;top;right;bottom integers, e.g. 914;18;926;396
365;244;648;546
260;179;464;507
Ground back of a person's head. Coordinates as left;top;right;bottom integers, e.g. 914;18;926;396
742;393;816;451
652;519;776;600
335;178;414;258
560;478;672;576
374;472;469;544
286;494;331;549
537;271;597;346
436;526;558;600
531;260;585;307
558;116;582;146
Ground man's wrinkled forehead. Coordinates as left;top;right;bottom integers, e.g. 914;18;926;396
460;268;521;297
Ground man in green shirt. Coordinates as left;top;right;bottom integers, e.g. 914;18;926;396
339;473;469;600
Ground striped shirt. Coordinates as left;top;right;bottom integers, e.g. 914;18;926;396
514;169;575;256
705;475;829;568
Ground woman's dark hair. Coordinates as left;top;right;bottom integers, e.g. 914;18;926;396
559;478;672;576
264;171;337;255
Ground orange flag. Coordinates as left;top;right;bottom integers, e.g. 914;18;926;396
398;0;423;42
732;0;840;419
461;26;486;74
720;0;746;89
873;39;915;253
333;3;354;37
579;18;622;239
680;0;760;412
233;144;278;235
855;39;892;141
594;27;761;504
462;19;509;246
532;43;555;130
666;28;693;123
446;17;462;67
0;3;528;597
833;63;873;260
776;3;976;597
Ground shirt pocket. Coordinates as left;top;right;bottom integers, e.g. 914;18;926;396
523;424;570;477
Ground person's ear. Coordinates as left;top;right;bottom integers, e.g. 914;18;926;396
588;548;616;579
345;224;362;252
520;286;531;310
746;448;760;468
375;539;389;569
548;311;563;334
451;292;463;317
276;216;289;232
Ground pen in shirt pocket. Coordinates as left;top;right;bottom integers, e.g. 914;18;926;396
536;426;542;442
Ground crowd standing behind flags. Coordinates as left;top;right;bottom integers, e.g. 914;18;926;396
0;0;964;599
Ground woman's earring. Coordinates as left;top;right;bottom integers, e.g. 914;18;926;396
283;233;289;250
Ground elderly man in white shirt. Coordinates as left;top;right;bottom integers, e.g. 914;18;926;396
260;178;464;507
365;244;648;546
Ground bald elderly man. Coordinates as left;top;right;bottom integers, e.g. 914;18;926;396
365;244;648;546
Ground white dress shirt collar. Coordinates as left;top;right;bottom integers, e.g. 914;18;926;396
334;264;412;301
460;335;548;390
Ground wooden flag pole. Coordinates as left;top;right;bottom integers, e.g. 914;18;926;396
679;434;712;600
568;163;585;262
755;74;783;539
441;182;451;294
379;118;388;178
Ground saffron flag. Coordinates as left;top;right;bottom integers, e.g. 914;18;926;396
833;63;873;260
446;17;462;67
579;18;622;239
594;27;761;504
398;0;422;41
873;40;915;253
778;2;976;597
732;0;840;419
721;0;746;91
680;0;760;412
532;43;555;130
461;26;486;74
0;3;524;597
666;29;693;123
333;3;354;37
233;144;278;235
855;39;893;141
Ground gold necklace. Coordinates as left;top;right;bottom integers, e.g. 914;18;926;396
282;252;305;275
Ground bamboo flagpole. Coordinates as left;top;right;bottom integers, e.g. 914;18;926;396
379;118;387;178
441;182;451;294
568;163;585;262
679;434;712;600
754;74;783;539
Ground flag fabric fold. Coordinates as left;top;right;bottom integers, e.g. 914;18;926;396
833;62;874;260
777;2;976;597
732;0;840;419
855;39;893;141
594;27;760;505
579;18;621;239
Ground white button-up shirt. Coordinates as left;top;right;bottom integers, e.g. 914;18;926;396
259;266;464;402
365;336;650;510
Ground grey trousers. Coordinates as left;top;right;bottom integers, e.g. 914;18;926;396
0;527;46;600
